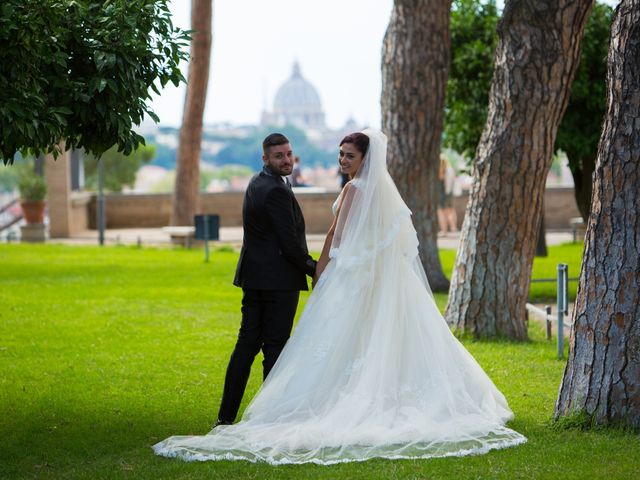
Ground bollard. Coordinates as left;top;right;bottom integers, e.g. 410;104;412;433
203;214;210;263
194;214;219;262
556;264;568;358
546;305;552;340
98;159;105;246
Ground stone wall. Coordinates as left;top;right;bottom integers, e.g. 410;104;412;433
88;187;581;233
452;187;581;230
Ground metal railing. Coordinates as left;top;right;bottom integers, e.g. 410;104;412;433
0;198;22;233
526;263;577;359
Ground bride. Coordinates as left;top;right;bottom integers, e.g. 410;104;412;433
153;128;526;464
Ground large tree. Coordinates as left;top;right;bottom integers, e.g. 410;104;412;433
0;0;189;164
555;0;640;429
381;0;452;292
445;0;594;340
171;0;212;226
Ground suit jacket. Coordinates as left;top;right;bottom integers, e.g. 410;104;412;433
234;166;317;291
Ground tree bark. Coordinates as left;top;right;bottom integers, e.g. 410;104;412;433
171;0;212;226
555;0;640;428
445;0;593;339
381;0;452;292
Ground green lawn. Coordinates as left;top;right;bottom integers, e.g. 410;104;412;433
1;244;637;479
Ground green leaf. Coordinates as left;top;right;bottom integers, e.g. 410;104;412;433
0;0;188;163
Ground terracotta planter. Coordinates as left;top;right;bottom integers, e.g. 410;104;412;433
20;201;46;224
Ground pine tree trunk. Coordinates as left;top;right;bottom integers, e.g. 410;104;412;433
555;0;640;428
381;0;452;293
445;0;593;339
171;0;212;226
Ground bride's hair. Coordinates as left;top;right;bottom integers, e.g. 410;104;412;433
339;132;370;156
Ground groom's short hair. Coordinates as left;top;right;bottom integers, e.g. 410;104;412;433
263;133;290;155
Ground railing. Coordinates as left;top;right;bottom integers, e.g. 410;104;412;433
0;198;22;233
526;263;578;359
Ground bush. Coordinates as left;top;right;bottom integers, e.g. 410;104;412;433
18;174;46;201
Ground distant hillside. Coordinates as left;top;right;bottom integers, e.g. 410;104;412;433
144;125;336;171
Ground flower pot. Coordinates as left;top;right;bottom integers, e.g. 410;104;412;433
20;201;46;224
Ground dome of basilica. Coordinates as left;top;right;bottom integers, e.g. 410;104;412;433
268;61;326;129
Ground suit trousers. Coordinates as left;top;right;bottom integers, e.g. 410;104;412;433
217;288;300;423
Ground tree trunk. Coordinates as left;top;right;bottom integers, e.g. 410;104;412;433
555;0;640;429
171;0;212;226
381;0;452;293
445;0;593;340
570;156;596;222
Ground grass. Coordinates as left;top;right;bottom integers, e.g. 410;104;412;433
1;243;637;479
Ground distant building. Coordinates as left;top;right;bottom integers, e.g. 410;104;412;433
261;61;326;130
261;61;364;151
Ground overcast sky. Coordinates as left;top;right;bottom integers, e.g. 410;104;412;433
148;0;393;129
148;0;619;130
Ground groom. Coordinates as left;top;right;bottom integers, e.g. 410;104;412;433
214;133;317;426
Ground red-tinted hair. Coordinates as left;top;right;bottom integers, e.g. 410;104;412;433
339;132;369;156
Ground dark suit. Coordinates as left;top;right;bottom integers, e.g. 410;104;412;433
217;166;316;423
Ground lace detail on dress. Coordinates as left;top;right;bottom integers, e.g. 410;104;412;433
154;435;528;466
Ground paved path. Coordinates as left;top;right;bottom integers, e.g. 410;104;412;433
50;227;576;251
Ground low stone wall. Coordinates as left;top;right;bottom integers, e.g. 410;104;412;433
452;187;581;230
540;187;583;230
88;191;338;233
88;186;581;234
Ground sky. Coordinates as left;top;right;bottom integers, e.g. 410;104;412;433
148;0;619;131
148;0;394;129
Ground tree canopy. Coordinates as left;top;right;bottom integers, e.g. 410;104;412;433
84;144;156;192
214;125;333;171
556;2;613;171
555;2;613;221
445;0;613;170
0;0;189;164
445;0;499;158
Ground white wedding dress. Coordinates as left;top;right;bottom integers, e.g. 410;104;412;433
153;129;526;464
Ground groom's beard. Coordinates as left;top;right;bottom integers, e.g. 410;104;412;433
268;163;293;177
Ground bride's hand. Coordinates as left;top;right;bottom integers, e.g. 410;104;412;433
312;268;323;288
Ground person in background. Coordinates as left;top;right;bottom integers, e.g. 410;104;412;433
437;154;458;236
288;155;309;187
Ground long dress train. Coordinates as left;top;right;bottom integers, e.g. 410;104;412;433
153;129;526;464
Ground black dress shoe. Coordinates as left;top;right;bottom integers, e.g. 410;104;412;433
212;419;233;429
